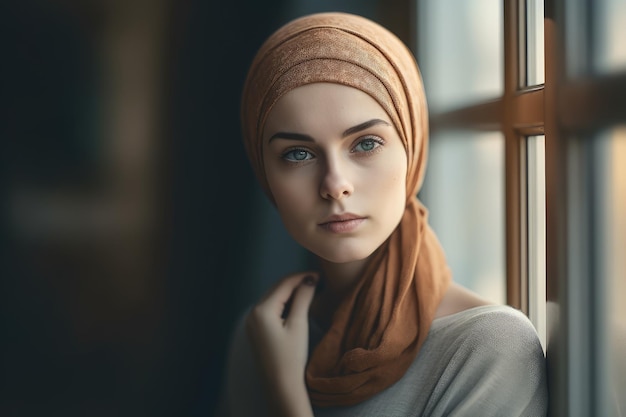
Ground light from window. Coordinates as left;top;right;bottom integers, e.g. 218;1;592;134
594;0;626;73
527;135;546;350
420;131;506;304
417;0;503;112
595;127;626;416
525;0;545;85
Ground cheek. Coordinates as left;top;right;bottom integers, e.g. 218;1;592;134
266;170;316;221
389;168;408;212
389;164;407;190
374;154;408;221
367;154;407;200
390;151;408;194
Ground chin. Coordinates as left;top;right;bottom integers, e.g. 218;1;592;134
311;243;376;264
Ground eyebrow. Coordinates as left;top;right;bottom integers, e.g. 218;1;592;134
267;118;391;143
342;119;390;137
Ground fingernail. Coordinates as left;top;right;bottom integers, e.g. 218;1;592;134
302;275;317;286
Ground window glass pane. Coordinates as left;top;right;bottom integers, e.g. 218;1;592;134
595;127;626;416
594;0;626;73
417;0;503;113
564;0;588;77
571;129;626;416
527;135;546;351
565;136;594;415
525;0;545;85
420;131;505;304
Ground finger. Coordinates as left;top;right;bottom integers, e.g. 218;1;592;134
285;274;318;326
259;272;317;316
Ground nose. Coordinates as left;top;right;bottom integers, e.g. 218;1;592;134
319;157;354;200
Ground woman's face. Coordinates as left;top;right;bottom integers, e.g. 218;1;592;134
262;83;408;264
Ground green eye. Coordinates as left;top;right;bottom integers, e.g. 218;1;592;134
283;149;313;161
359;139;376;151
353;137;382;153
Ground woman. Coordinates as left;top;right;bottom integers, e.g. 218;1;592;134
218;12;547;417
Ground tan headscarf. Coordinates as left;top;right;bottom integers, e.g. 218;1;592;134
241;12;451;407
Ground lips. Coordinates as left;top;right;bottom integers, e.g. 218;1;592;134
318;213;367;233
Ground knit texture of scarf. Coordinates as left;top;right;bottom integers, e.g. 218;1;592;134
240;12;451;407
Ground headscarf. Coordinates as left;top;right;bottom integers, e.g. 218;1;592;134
241;12;451;407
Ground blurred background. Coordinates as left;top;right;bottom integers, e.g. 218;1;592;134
2;0;625;416
1;0;399;416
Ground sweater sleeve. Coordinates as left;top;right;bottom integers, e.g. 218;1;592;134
423;307;548;417
215;309;272;417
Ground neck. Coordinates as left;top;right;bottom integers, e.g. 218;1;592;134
310;256;371;332
318;257;369;301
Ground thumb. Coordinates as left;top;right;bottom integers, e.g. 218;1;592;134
284;274;318;326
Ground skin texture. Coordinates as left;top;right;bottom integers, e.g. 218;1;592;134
245;83;489;417
263;83;408;298
246;272;319;417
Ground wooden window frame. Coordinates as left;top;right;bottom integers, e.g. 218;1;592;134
409;0;626;414
424;0;546;313
545;0;626;415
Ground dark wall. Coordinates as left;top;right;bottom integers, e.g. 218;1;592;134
1;1;384;416
163;1;287;415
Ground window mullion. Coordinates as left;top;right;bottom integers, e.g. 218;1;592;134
504;0;527;311
513;88;545;133
430;99;503;131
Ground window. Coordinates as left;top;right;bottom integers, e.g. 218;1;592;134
414;0;626;415
416;0;546;333
548;1;626;415
417;0;506;306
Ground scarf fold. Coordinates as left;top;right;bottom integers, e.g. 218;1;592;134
240;12;451;407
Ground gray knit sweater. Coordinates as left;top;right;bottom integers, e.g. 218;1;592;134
218;305;547;417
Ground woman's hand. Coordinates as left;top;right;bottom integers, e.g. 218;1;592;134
246;272;319;417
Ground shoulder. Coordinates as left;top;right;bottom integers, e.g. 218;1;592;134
422;305;548;416
432;304;545;366
217;308;272;417
433;283;542;357
435;304;540;342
